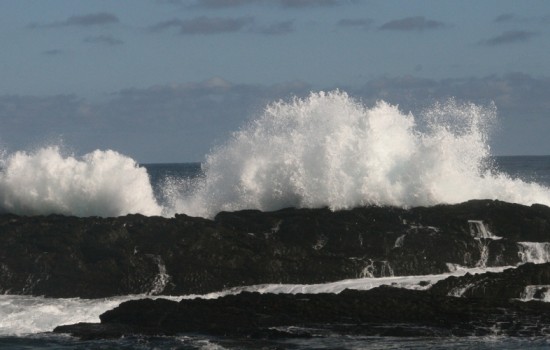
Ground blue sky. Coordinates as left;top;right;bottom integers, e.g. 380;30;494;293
1;0;550;162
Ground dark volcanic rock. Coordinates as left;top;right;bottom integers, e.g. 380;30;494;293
431;262;550;299
54;287;550;339
1;200;550;297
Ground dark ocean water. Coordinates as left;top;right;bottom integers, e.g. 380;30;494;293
2;156;550;349
144;162;202;186
493;156;550;187
2;333;550;350
142;156;550;193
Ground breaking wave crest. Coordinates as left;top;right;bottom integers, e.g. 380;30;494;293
1;91;550;218
0;147;162;217
171;90;550;218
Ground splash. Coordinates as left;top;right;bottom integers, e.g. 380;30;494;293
0;294;181;336
170;90;550;218
517;242;550;264
2;91;550;218
0;146;162;217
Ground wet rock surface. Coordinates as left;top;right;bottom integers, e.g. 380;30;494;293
431;262;550;299
1;200;550;298
54;286;550;339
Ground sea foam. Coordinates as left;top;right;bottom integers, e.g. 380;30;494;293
0;147;162;217
170;90;550;218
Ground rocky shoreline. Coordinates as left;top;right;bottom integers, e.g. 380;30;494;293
1;199;549;298
55;264;550;339
2;199;550;339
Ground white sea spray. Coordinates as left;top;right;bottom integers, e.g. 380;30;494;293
168;91;550;218
1;91;550;218
0;146;162;217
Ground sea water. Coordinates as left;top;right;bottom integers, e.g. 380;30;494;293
2;91;550;348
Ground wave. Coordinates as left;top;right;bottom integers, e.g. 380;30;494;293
170;91;550;218
0;147;162;217
1;91;550;218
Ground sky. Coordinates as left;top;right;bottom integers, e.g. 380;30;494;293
1;0;550;162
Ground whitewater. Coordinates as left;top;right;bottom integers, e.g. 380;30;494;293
0;91;549;219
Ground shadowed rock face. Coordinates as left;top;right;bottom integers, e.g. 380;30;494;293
1;200;550;298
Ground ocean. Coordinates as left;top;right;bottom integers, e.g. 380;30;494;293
1;92;550;348
143;155;550;198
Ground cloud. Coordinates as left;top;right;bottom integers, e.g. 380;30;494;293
30;12;119;28
149;19;184;32
278;0;338;8
190;0;261;7
494;13;517;23
379;16;445;31
479;30;538;46
0;78;312;161
494;13;550;24
42;49;64;56
256;20;294;35
151;16;295;36
180;17;254;35
352;73;550;155
0;94;86;149
62;13;119;26
353;73;550;123
337;18;373;30
184;0;338;8
95;78;312;161
2;75;550;161
150;16;254;35
155;0;186;4
83;35;124;46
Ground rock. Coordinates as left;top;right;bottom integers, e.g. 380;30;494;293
54;287;550;339
430;262;550;299
1;200;550;298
